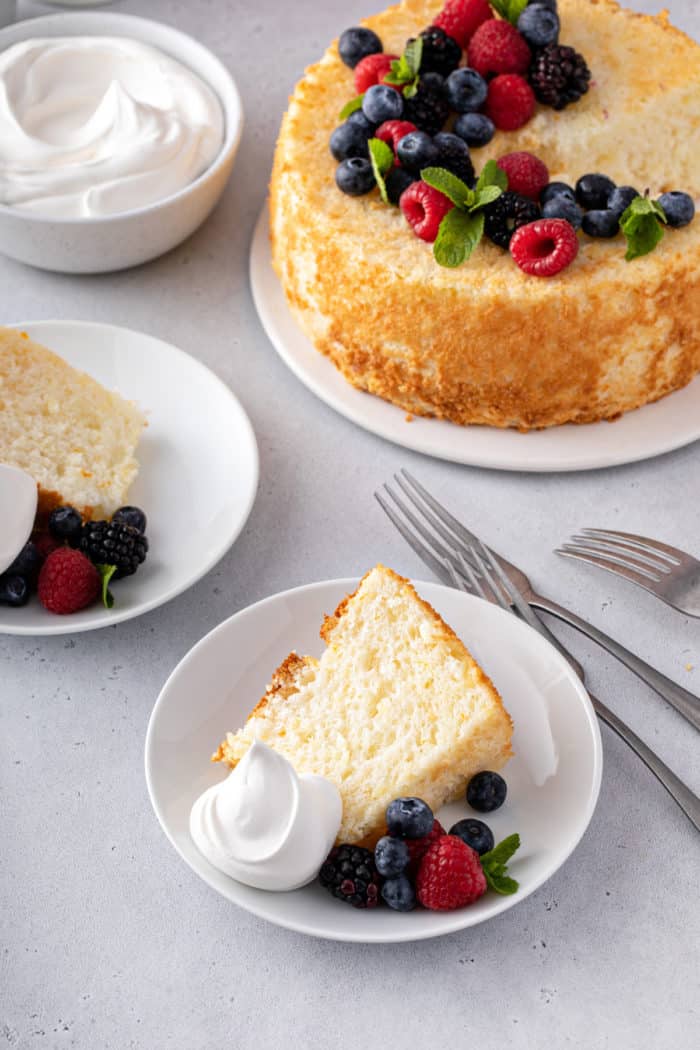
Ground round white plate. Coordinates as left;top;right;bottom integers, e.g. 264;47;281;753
145;577;602;943
1;320;258;635
250;204;700;472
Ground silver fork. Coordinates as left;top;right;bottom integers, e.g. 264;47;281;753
373;483;700;831
375;471;700;734
556;528;700;618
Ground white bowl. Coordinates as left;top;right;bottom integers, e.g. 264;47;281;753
0;13;243;273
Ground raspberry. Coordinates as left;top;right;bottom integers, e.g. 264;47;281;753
485;74;536;131
400;181;453;242
375;119;417;154
497;151;549;200
38;547;100;615
434;0;494;49
416;835;487;910
33;532;62;563
405;819;446;877
354;52;399;93
510;218;579;277
467;20;531;78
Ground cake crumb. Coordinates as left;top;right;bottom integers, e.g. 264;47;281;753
686;663;694;672
405;413;414;422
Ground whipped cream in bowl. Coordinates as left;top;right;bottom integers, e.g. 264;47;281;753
190;740;342;892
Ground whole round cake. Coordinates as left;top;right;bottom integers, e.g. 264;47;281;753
270;0;700;430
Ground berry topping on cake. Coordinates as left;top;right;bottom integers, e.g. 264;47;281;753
374;835;410;877
468;19;531;78
449;818;495;856
402;72;451;134
414;25;462;77
381;875;417;911
319;845;381;908
353;52;398;93
338;26;383;69
401;180;454;241
434;131;475;184
543;195;582;228
386;796;435;838
385;166;418;204
335;156;376;195
454;111;495;148
658;191;696;228
575;172;616;210
445;66;488;113
80;519;148;578
512;217;580;274
434;0;494;49
38;547;100;614
540;180;576;205
330;121;371;161
484;190;540;248
581;209;619;238
416;835;487;910
397;129;439;171
375;119;418;154
485;73;536;130
466;770;509;811
517;3;560;49
607;185;639;218
496;151;549;200
362;83;404;123
529;42;591;109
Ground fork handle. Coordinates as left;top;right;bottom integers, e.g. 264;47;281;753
589;692;700;832
531;596;700;734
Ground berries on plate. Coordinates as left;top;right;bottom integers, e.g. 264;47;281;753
5;540;41;581
375;119;417;154
362;83;404;124
386;796;434;838
540;180;576;206
497;151;549;201
396;130;439;173
581;209;619;238
415;26;462;77
80;519;148;579
449;818;494;856
112;505;147;535
658;191;695;228
454;112;494;148
445;66;488;113
335;156;376;196
466;771;509;812
48;505;83;545
468;19;531;78
374;835;410;877
517;3;560;49
434;0;493;49
0;573;30;607
381;875;417;911
543;195;582;229
353;52;398;93
416;835;487;910
529;43;591;110
400;181;453;242
434;131;475;185
385;166;417;204
338;26;383;69
575;173;616;210
38;547;100;615
607;185;639;218
485;74;536;131
319;845;381;908
484;191;540;249
403;72;450;135
405;818;446;876
330;121;371;161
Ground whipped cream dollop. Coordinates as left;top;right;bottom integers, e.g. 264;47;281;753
190;740;342;891
0;464;37;575
0;37;224;218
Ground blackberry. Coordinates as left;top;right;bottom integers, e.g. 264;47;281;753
403;73;450;135
484;191;540;249
414;26;461;77
529;43;591;110
80;520;148;578
434;131;475;186
319;845;381;908
385;166;418;205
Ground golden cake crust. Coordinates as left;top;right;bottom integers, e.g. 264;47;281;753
270;0;700;429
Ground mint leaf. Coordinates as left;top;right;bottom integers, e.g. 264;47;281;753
472;184;503;209
620;198;665;260
433;209;485;267
485;872;519;895
421;166;473;208
97;564;117;609
480;833;521;895
404;37;423;78
385;38;422;94
339;94;364;120
476;159;508;193
490;0;528;24
368;137;394;205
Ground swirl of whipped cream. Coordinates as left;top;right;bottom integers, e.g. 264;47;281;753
0;36;224;218
189;740;342;891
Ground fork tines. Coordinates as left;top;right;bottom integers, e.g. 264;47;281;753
557;527;683;584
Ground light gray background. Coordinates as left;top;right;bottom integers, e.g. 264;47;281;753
2;1;699;1047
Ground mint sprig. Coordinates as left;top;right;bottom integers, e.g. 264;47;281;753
368;137;394;205
384;37;422;98
339;94;364;120
480;833;521;895
620;196;667;261
422;159;506;267
489;0;528;25
97;564;117;609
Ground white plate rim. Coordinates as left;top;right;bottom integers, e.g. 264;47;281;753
1;319;259;636
145;576;603;943
249;203;700;473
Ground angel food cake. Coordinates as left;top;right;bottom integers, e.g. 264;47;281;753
270;0;700;430
214;565;513;845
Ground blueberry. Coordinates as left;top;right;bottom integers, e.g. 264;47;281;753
362;83;403;124
449;818;495;856
575;173;617;210
582;209;619;238
445;67;488;113
528;0;557;9
518;3;560;48
386;797;434;838
607;185;639;218
338;26;383;69
0;573;30;607
543;195;582;229
5;540;41;579
48;505;82;545
658;191;695;228
385;166;417;205
381;875;416;911
329;121;371;161
396;130;439;173
346;110;377;135
112;505;147;534
454;113;495;148
335;157;375;196
374;835;410;876
466;772;507;813
434;131;470;161
540;180;576;206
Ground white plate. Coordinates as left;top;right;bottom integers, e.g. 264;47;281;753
1;320;258;635
250;205;700;472
145;577;602;943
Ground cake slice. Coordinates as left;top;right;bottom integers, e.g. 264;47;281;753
0;326;146;520
214;565;513;845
